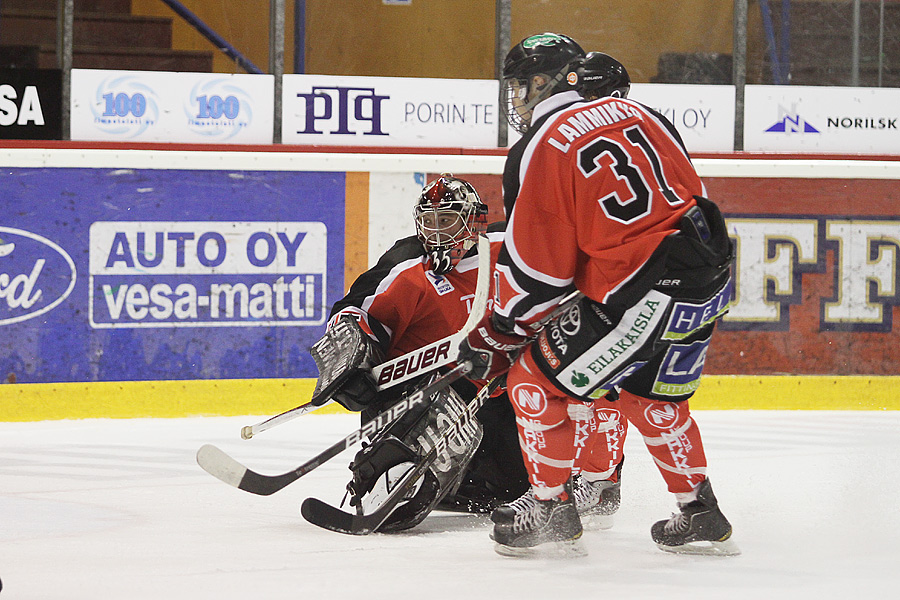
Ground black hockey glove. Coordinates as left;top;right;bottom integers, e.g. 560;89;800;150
457;313;528;380
331;370;380;412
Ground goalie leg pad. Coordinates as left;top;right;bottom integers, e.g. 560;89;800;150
347;377;484;532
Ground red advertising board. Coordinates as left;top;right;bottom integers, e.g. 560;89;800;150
705;175;900;375
438;160;900;377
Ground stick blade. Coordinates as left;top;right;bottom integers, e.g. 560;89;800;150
197;444;301;496
301;497;376;536
196;444;248;488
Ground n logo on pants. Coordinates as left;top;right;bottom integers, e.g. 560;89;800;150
513;383;548;417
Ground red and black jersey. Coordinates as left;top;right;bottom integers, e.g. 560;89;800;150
330;229;504;360
494;95;706;334
502;93;584;219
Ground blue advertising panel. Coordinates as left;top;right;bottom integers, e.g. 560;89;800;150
0;168;345;383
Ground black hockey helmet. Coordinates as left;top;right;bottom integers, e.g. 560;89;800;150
579;52;631;100
414;174;488;275
501;32;586;134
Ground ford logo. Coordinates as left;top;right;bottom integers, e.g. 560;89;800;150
0;227;77;326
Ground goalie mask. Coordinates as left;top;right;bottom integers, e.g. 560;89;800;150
501;32;585;134
579;52;631;101
414;174;488;275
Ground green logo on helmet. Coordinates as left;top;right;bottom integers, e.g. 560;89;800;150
523;33;566;49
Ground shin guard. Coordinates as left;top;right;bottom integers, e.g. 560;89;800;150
578;402;627;481
617;389;707;494
507;359;577;490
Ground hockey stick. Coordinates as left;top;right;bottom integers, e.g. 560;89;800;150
239;235;491;440
300;377;503;535
240;403;320;439
197;360;474;496
528;289;584;332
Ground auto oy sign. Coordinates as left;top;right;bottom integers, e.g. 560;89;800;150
89;221;328;329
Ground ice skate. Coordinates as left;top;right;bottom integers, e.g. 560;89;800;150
490;480;586;558
572;459;622;530
651;479;740;556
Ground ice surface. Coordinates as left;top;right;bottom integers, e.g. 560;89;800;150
2;411;898;599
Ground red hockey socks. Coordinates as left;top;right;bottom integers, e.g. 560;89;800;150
616;389;707;495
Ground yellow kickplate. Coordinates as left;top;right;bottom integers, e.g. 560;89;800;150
0;378;349;422
691;375;898;411
0;375;896;421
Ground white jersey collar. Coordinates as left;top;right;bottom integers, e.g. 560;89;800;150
531;90;582;124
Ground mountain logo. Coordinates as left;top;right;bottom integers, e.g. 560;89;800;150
765;105;820;134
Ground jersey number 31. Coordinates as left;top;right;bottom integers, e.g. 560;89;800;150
577;125;684;224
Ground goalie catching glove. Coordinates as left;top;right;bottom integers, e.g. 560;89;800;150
457;313;529;380
310;314;384;411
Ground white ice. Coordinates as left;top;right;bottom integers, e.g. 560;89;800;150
2;410;898;600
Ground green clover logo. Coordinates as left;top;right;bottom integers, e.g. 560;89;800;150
570;371;590;387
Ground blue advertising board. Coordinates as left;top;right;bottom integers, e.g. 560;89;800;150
0;168;345;383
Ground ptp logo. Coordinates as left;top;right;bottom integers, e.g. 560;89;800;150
295;86;390;136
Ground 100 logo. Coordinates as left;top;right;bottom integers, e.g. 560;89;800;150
102;92;146;117
195;95;240;119
101;92;240;120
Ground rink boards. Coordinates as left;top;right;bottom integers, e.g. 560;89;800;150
2;374;896;421
1;144;898;419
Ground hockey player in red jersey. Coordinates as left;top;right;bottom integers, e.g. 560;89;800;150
316;174;530;531
458;33;739;557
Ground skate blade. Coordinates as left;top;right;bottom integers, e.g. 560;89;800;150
580;512;614;531
494;537;588;559
656;536;741;557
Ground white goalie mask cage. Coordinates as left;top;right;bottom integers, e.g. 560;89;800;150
414;174;488;275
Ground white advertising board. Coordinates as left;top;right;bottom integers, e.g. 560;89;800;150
629;83;735;153
744;85;900;153
70;69;274;144
282;74;499;147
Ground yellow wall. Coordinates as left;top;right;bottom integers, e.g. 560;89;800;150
510;1;733;83
130;0;734;82
131;0;295;74
3;375;896;421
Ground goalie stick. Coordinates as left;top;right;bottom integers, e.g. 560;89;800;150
300;377;502;535
239;235;492;440
196;361;474;496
